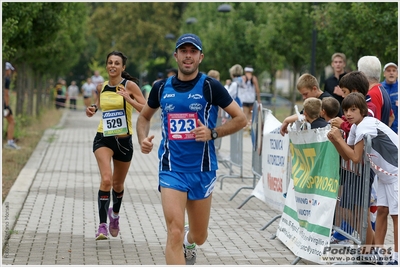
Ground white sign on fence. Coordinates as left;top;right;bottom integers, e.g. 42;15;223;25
251;110;291;212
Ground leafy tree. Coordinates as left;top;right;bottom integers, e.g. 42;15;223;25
3;2;398;118
2;2;43;59
314;2;398;69
89;3;183;83
3;2;88;116
259;3;317;112
251;3;285;95
182;2;321;98
180;3;266;80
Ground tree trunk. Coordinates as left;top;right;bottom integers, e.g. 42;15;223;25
15;63;25;116
270;70;277;115
35;75;42;117
290;70;298;115
27;66;34;116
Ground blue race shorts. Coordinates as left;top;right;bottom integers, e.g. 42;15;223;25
159;170;217;200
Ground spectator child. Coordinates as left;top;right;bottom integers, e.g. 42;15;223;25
321;97;341;123
328;92;398;265
330;71;377;136
280;73;339;136
329;72;377;246
302;97;328;129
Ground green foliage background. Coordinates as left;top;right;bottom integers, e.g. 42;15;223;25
2;2;398;117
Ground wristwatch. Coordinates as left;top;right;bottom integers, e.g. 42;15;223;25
91;104;98;113
210;128;218;140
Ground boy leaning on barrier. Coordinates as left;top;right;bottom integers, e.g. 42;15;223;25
330;71;377;133
280;73;341;136
321;97;341;123
302;97;328;129
320;96;354;246
329;71;378;246
327;92;398;265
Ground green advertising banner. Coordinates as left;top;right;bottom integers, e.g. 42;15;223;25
276;126;340;264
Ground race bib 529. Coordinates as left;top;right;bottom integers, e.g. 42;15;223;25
102;109;128;136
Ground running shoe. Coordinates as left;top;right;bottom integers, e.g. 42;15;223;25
95;223;108;240
387;260;398;265
5;141;20;150
108;207;120;237
183;225;197;265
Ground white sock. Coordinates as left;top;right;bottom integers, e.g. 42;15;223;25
7;140;14;145
184;230;193;246
111;211;119;219
393;252;398;261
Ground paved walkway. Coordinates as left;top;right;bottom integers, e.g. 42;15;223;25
2;108;393;265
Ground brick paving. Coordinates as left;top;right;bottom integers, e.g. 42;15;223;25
2;109;393;265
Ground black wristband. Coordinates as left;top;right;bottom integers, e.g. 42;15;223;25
91;104;98;112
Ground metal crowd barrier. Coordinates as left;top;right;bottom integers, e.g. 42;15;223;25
218;127;247;188
214;117;223;151
332;134;372;246
283;135;373;266
229;104;263;201
237;107;270;208
218;103;261;195
297;134;372;266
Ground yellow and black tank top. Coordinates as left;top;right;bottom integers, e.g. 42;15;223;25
96;79;133;135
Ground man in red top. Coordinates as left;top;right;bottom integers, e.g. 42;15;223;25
357;56;393;126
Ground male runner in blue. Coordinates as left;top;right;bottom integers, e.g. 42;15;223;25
136;33;247;265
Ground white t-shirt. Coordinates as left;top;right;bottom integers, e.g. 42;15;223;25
91;75;104;88
67;85;79;99
5;62;14;70
238;77;256;104
82;82;96;97
347;116;398;184
227;80;240;100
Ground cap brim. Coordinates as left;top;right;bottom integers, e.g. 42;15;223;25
176;42;202;51
384;63;398;70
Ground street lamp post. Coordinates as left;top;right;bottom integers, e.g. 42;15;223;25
165;33;175;41
217;4;232;80
185;17;198;35
311;27;317;76
217;4;232;13
165;33;176;70
185;17;197;25
310;2;318;76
